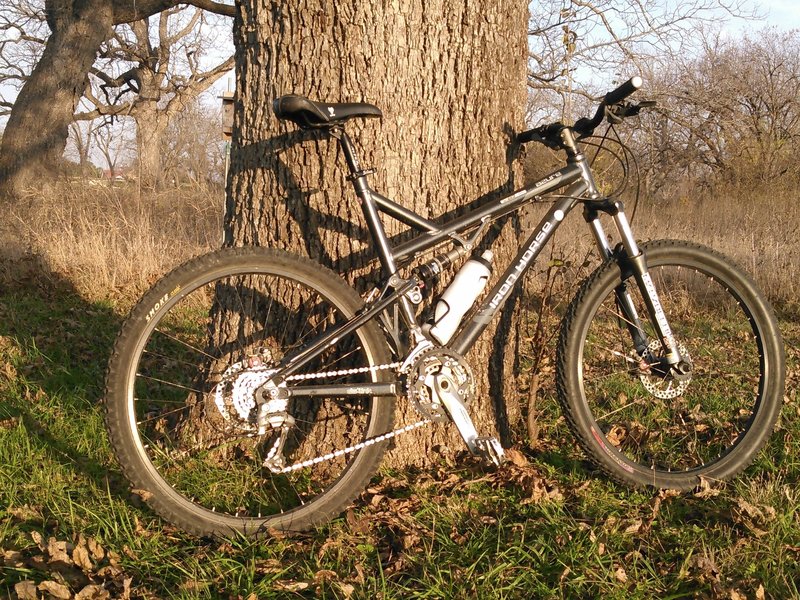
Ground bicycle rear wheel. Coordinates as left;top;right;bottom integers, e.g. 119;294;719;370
105;247;394;537
557;240;784;489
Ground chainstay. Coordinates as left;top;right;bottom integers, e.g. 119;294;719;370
271;361;421;472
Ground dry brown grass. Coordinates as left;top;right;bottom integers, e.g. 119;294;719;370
4;182;223;300
520;177;800;316
632;184;800;313
1;178;796;314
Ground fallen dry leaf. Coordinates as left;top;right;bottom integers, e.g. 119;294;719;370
38;580;72;599
614;566;628;583
130;488;153;502
402;532;421;550
254;558;284;574
30;531;46;552
738;499;776;524
3;549;24;566
14;581;38;600
694;477;722;499
75;584;111;600
46;537;72;565
0;361;17;380
6;505;42;521
87;537;105;562
313;569;338;583
504;448;529;467
122;576;133;600
73;543;94;572
275;580;311;592
691;555;721;582
624;519;644;535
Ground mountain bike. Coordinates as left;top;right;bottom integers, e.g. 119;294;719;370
105;77;785;538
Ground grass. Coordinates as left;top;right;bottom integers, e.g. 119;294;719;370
1;182;799;598
1;255;799;599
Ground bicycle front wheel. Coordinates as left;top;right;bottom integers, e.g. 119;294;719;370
557;240;784;490
105;247;395;537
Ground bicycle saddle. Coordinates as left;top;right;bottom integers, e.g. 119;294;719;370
273;94;382;129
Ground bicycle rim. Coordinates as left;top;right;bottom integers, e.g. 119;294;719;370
109;250;393;533
562;241;782;485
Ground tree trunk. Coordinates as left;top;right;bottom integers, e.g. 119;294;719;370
227;1;528;467
0;0;179;199
135;102;167;189
0;0;114;196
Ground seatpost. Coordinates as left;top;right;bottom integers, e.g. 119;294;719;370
331;126;374;187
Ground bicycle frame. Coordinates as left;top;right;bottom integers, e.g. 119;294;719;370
268;125;681;398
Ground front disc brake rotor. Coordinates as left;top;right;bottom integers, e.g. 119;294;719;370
639;340;691;400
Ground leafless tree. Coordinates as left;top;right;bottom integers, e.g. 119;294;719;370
0;0;46;117
74;7;233;188
527;0;754;120
91;117;135;180
631;27;800;197
0;0;233;198
66;120;94;175
156;100;225;188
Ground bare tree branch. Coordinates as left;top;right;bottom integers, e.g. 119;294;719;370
182;0;234;18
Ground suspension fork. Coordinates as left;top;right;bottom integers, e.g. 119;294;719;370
585;201;683;367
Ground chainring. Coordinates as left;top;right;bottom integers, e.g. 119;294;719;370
406;347;475;422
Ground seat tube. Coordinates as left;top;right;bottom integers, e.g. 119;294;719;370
333;128;396;274
613;208;682;365
334;128;420;327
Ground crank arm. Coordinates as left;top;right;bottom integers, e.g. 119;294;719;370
433;375;506;466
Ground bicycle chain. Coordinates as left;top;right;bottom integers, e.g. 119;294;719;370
283;361;402;381
277;418;431;473
269;361;433;473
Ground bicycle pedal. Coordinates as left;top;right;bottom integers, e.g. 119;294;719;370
474;437;506;467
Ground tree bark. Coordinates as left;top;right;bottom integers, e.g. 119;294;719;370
135;102;167;188
227;1;529;467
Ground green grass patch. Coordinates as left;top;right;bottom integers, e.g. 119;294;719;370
1;277;799;599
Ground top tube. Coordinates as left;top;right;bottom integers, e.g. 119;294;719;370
391;163;585;264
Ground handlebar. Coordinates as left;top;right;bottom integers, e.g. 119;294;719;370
604;75;642;105
517;76;644;147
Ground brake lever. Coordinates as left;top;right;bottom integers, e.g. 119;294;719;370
605;104;625;125
626;100;658;117
605;99;658;124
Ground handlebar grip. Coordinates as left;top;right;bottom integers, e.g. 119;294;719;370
603;76;643;105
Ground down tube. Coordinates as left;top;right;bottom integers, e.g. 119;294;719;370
450;195;578;355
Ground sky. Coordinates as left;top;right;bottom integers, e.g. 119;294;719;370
756;0;800;28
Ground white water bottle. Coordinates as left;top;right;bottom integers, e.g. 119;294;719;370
428;250;493;344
